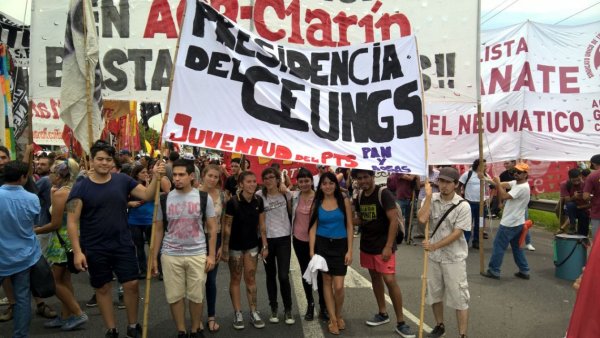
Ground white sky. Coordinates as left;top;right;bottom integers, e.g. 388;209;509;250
1;0;599;28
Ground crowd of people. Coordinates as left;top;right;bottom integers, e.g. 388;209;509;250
1;141;599;338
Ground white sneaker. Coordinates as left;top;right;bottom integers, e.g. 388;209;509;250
0;297;8;306
525;244;536;251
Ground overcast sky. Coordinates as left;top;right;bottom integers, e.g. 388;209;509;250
1;0;599;28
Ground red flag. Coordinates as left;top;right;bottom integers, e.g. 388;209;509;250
566;235;600;337
62;125;83;157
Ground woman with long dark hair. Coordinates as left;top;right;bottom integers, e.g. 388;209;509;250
309;172;353;335
128;165;153;278
291;168;327;321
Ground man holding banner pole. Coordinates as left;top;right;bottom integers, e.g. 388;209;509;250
66;140;165;338
418;167;471;338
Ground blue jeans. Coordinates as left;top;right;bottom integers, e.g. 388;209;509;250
565;201;590;237
487;224;529;276
0;267;32;338
398;199;413;235
206;235;222;317
465;201;486;245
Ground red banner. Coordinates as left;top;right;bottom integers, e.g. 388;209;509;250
222;153;318;185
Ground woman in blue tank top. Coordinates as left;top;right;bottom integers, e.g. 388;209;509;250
308;172;353;335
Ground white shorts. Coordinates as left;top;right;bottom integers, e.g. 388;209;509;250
426;260;470;310
161;254;207;304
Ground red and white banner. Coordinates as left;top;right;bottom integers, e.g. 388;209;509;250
29;0;478;156
428;21;600;164
164;1;426;173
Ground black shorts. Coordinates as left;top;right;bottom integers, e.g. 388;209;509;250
86;245;139;289
315;236;348;276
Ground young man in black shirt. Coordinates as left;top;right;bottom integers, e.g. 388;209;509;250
66;140;165;338
353;169;415;338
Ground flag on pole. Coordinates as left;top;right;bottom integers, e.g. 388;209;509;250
59;0;103;153
0;44;15;158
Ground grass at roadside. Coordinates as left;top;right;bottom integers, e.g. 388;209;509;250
534;192;560;200
529;209;560;232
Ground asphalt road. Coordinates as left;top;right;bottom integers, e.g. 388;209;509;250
0;221;579;337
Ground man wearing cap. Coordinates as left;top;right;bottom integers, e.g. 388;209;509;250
483;162;531;280
583;154;600;239
417;167;471;338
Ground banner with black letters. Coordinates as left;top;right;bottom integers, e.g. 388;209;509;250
164;1;426;174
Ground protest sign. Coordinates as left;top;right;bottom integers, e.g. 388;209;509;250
164;1;426;173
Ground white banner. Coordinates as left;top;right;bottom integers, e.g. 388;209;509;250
164;1;426;174
427;21;600;164
29;0;477;150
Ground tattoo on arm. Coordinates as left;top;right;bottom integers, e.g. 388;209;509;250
66;199;82;213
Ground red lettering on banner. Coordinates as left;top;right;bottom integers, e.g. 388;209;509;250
212;0;239;21
559;66;580;93
306;9;336;47
169;113;297;161
240;0;409;46
483;63;581;94
254;0;286;41
457;110;585;134
144;0;183;38
514;61;534;91
481;37;529;62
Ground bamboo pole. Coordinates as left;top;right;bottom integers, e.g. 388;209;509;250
142;3;187;337
415;36;431;338
407;190;416;245
478;104;485;274
476;0;485;274
82;0;94;159
26;100;34;177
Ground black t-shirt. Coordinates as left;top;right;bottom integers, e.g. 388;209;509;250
357;186;397;254
68;173;138;251
499;170;514;182
225;175;238;196
226;194;264;251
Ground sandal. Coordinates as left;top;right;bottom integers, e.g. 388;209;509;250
328;320;339;335
207;318;220;333
337;318;345;330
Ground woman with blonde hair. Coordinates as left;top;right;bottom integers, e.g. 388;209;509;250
35;158;89;331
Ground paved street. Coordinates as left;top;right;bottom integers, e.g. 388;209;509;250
0;221;579;337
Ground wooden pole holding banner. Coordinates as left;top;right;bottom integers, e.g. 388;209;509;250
82;0;93;170
476;0;486;274
477;105;486;274
142;4;187;338
26;100;34;177
415;37;431;338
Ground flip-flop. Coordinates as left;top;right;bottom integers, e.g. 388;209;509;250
207;319;220;333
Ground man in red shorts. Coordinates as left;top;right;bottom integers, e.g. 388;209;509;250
353;169;415;338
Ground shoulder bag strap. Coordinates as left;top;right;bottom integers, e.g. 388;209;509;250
430;200;466;239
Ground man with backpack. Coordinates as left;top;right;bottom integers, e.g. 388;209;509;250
151;159;217;338
353;169;415;338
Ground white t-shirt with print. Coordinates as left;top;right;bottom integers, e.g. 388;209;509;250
500;181;530;227
162;189;215;256
256;190;292;238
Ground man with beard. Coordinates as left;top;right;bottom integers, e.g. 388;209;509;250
66;140;165;338
418;167;471;338
353;169;415;338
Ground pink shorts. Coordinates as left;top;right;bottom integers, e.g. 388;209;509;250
360;251;396;274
